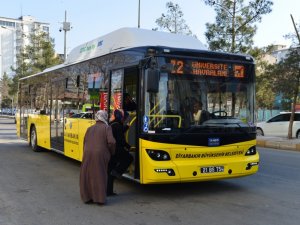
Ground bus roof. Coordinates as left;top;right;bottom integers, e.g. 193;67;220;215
65;27;207;65
21;27;253;80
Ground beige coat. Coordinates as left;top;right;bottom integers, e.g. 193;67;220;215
79;121;116;204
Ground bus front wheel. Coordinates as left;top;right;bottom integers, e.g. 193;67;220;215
30;126;40;152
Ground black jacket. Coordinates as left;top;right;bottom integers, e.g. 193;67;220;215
110;120;130;155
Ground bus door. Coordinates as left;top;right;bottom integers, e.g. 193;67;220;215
109;67;139;178
50;80;65;152
123;67;139;179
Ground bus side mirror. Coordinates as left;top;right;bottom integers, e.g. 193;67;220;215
160;63;174;73
146;68;160;93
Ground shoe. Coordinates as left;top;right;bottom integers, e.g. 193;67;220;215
110;170;122;178
84;199;93;204
107;192;118;196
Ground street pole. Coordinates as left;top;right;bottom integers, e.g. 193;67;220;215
138;0;141;28
64;11;67;61
61;10;71;61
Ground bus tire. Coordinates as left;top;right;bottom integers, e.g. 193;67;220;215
30;126;40;152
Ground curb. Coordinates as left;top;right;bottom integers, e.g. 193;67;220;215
0;115;15;118
257;138;300;152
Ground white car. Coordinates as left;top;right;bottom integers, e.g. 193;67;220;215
70;112;93;119
256;112;300;138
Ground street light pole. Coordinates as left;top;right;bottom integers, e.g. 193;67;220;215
138;0;141;28
60;10;71;61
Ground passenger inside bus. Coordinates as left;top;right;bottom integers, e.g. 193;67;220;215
193;101;210;125
123;93;136;112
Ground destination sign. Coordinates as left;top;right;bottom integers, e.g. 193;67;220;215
169;59;245;78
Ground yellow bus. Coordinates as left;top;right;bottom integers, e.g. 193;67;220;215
16;27;259;184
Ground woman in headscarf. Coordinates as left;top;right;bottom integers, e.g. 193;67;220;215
79;110;116;205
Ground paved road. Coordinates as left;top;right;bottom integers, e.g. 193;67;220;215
0;117;299;225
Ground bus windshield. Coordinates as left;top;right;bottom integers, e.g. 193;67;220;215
143;57;255;134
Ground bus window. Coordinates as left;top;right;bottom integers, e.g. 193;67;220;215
110;69;123;113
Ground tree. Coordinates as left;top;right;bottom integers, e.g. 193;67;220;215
203;0;273;53
26;31;62;73
249;46;277;114
9;46;31;96
154;2;194;36
0;72;12;108
270;48;300;139
0;72;11;99
272;16;300;139
10;30;62;96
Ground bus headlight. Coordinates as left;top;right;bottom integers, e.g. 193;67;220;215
146;149;171;161
245;146;256;156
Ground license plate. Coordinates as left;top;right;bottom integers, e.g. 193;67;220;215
201;166;224;173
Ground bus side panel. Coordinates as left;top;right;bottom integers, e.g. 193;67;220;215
64;118;79;160
63;118;94;161
139;139;259;184
28;114;51;150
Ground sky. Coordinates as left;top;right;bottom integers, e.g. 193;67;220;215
0;0;299;54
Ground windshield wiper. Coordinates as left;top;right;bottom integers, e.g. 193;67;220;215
170;125;204;141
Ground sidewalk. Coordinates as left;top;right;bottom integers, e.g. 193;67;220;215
257;136;300;151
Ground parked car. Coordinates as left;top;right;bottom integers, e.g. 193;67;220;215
70;112;93;119
256;112;300;138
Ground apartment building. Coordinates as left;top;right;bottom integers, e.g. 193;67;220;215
0;15;50;79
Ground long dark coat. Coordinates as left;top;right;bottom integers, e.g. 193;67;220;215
80;121;116;204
